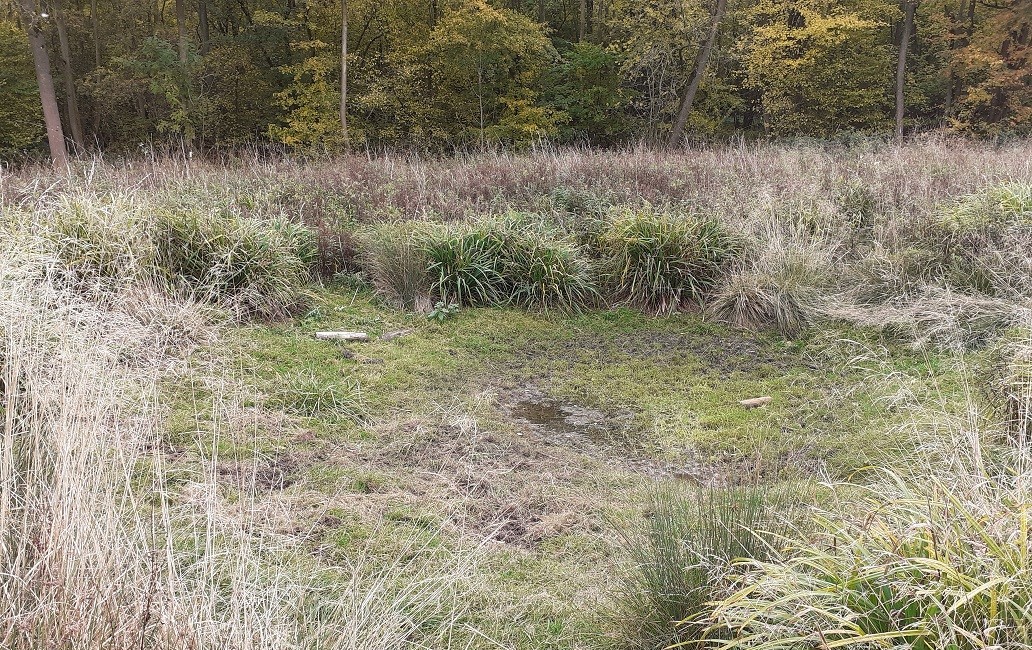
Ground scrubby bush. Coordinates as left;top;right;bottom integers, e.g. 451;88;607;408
355;221;433;311
153;208;314;319
504;231;598;311
709;462;1032;650
619;485;794;650
602;209;741;314
423;222;509;306
708;231;831;338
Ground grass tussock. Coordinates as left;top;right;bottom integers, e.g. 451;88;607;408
269;370;366;421
602;209;741;315
619;485;796;650
25;193;316;320
708;224;833;338
423;222;510;306
708;450;1032;650
354;221;434;311
504;228;598;311
357;216;599;312
153;208;316;319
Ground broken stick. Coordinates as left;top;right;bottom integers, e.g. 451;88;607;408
739;396;773;409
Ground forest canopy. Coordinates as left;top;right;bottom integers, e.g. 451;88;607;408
1;0;1029;158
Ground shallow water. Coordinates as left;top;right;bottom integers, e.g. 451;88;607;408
509;392;719;484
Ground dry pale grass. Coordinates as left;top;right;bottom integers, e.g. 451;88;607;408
5;137;1028;346
0;231;484;649
707;389;1032;650
4;137;1029;230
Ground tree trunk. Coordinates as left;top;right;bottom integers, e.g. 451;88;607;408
966;0;975;41
942;1;959;122
895;1;916;138
340;0;348;148
52;0;84;150
90;0;102;137
667;0;727;147
175;0;188;63
198;0;210;54
537;0;545;23
17;0;68;167
578;0;586;41
90;0;101;67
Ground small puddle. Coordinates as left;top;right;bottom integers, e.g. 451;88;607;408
510;398;628;446
509;392;719;485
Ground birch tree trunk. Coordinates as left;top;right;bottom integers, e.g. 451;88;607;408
175;0;188;63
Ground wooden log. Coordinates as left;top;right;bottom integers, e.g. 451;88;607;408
739;396;772;409
314;331;369;342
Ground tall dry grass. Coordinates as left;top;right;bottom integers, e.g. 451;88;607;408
707;428;1032;650
0;227;481;648
6;137;1028;344
4;138;1028;225
689;323;1032;650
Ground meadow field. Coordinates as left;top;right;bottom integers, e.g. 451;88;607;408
1;137;1031;650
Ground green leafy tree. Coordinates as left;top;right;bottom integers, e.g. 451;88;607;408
545;41;633;144
0;21;43;156
270;39;344;151
950;0;1031;135
0;0;1025;155
364;0;563;148
745;0;898;136
197;42;278;145
607;0;712;139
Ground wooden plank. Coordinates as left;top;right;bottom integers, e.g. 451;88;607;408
314;331;369;342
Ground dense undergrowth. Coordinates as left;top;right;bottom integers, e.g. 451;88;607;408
1;139;1031;649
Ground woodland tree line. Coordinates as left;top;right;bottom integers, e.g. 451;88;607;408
1;0;1029;162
